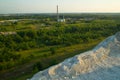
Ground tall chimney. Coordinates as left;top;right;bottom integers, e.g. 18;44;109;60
57;5;59;22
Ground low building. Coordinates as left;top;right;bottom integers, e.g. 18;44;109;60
57;18;65;22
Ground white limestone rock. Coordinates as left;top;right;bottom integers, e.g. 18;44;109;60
30;32;120;80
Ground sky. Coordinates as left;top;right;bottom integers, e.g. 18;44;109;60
0;0;120;14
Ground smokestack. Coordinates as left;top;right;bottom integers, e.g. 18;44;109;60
57;5;59;22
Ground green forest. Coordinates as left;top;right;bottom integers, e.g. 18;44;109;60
0;13;120;80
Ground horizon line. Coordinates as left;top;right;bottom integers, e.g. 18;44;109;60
0;12;120;15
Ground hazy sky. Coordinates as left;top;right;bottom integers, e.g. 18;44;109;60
0;0;120;14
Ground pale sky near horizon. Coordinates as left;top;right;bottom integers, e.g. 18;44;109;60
0;0;120;14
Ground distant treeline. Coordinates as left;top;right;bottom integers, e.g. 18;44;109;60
0;13;120;20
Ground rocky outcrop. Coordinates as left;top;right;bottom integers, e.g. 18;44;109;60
31;32;120;80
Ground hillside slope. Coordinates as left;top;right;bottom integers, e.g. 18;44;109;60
30;32;120;80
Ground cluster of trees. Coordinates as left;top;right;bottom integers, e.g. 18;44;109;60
0;20;120;70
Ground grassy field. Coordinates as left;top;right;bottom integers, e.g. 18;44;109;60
4;38;104;80
0;13;120;80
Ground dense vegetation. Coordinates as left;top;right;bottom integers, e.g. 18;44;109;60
0;13;120;80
